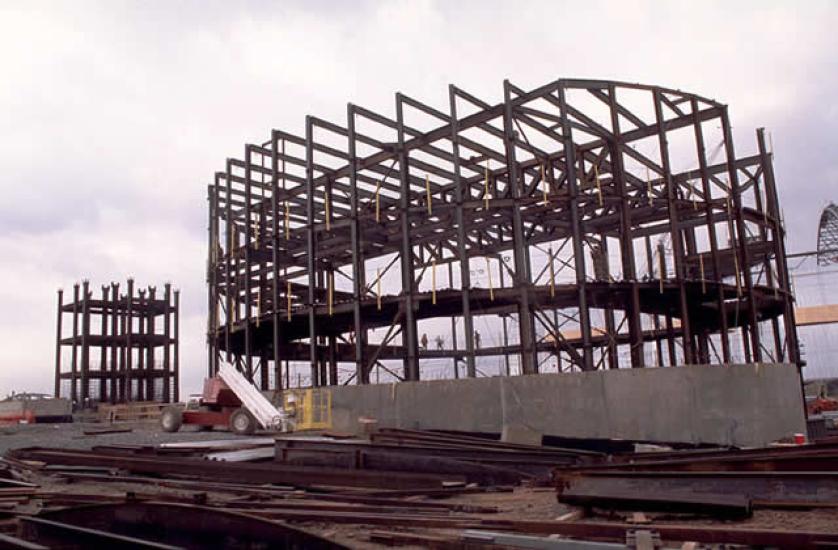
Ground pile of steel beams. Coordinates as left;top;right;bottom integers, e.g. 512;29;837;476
4;432;838;547
207;78;799;389
555;440;838;518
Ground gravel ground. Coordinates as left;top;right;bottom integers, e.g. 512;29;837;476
0;421;263;454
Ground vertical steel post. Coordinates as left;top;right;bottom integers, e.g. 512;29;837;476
556;81;594;371
99;285;108;403
447;86;475;377
607;84;643;368
243;146;254;380
305;116;319;385
721;108;761;362
347;105;369;383
173;289;180;402
163;283;172;402
110;282;119;403
396;94;420;381
653;89;694;364
502;80;537;374
691;100;730;363
757;128;798;364
224;160;234;364
270;131;282;389
125;278;134;401
146;286;156;400
54;289;63;398
71;283;79;404
207;185;214;378
80;280;90;404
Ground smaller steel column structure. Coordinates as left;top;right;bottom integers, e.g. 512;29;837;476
55;279;179;406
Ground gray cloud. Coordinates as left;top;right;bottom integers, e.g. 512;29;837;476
1;0;836;396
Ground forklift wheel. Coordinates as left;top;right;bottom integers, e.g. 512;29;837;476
160;406;183;433
230;408;256;435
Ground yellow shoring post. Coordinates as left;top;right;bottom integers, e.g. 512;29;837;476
486;257;494;301
658;250;665;294
541;163;548;205
375;180;381;223
733;253;742;297
484;160;490;210
327;271;334;316
255;288;261;328
431;258;437;305
594;165;603;207
548;246;556;298
699;253;706;294
647;168;653;207
286;280;292;321
324;189;331;231
425;174;432;216
284;201;290;240
376;268;382;311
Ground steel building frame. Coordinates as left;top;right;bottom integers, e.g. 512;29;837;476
207;78;799;389
55;279;179;404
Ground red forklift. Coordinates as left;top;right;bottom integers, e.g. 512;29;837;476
160;377;259;435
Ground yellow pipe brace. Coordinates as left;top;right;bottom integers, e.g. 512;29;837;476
699;253;706;294
542;163;548;205
594;165;603;207
286;280;292;321
328;272;334;316
255;288;261;327
647;168;653;207
325;190;331;231
486;257;494;301
425;175;432;216
432;258;437;305
548;247;556;298
375;180;382;223
659;251;665;294
376;268;382;311
484;161;490;210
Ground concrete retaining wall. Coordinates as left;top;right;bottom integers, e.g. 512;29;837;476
326;363;806;447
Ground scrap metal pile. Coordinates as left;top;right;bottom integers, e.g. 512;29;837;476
1;430;838;548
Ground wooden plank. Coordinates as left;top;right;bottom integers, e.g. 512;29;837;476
795;305;838;327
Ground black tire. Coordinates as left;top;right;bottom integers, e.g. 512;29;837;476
229;408;256;435
160;406;183;433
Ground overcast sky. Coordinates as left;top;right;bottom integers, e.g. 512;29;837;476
1;0;836;398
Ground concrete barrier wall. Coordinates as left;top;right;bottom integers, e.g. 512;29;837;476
326;363;806;447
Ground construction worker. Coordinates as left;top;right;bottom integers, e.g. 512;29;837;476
435;335;444;350
420;333;428;350
474;330;481;349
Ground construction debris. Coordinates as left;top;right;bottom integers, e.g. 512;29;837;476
0;428;834;548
